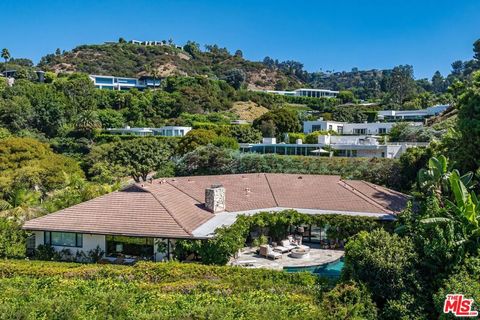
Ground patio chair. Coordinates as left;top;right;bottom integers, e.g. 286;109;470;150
259;245;282;260
280;239;297;251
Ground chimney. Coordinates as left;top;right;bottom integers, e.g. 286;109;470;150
205;184;226;213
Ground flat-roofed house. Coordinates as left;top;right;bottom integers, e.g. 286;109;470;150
23;174;408;262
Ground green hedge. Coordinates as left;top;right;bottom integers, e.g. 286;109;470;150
0;259;324;320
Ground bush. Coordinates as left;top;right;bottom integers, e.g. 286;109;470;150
342;229;423;311
319;281;378;320
0;259;323;320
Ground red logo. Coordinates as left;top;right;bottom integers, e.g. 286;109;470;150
443;294;478;317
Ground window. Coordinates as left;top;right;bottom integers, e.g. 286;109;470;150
337;126;344;134
353;128;367;135
328;125;333;131
312;125;323;132
95;77;113;84
44;232;83;247
378;128;387;134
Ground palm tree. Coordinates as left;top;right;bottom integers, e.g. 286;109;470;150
144;63;160;90
1;48;10;73
0;188;42;223
1;48;10;65
75;110;101;135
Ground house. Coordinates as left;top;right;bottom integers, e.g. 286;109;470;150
23;174;408;261
377;105;449;122
240;136;426;159
303;119;422;135
89;74;161;90
106;126;192;137
263;88;339;98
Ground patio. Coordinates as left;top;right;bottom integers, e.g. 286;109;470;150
230;244;344;270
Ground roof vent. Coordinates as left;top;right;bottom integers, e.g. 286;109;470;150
205;184;226;213
298;176;303;179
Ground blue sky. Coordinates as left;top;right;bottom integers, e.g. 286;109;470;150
1;0;479;79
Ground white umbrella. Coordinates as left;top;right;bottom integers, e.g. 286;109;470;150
310;148;329;154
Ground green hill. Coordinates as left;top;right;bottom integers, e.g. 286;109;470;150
38;42;303;90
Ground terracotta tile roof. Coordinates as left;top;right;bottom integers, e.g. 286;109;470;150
23;174;409;238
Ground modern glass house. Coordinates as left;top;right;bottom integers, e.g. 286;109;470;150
263;88;339;98
105;126;192;137
89;75;161;90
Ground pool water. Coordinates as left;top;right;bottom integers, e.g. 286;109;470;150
283;258;344;277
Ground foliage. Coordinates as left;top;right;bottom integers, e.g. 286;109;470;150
389;122;443;142
433;256;480;319
342;229;424;317
106;138;173;182
0;137;84;195
318;281;378;320
253;107;301;139
176;128;218;155
0;218;26;258
457;71;480;172
0;259;323;320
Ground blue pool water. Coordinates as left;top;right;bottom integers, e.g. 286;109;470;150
283;258;344;278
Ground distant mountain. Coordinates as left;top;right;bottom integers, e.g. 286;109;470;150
38;42;303;90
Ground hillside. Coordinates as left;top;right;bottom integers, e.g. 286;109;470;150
38;42;303;90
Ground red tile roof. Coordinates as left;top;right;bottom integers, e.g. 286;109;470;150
23;174;409;238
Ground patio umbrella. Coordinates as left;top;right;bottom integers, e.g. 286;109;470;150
310;148;329;154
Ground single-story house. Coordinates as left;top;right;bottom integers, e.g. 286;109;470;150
23;173;408;262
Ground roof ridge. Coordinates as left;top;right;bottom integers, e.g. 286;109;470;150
361;180;410;199
164;179;204;203
264;173;279;207
339;180;393;214
137;184;193;235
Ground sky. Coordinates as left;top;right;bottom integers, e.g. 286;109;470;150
1;0;479;79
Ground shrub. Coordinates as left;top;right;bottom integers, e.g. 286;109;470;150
319;281;378;320
342;229;422;311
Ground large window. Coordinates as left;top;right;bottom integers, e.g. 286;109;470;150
44;232;83;247
95;77;113;84
106;236;154;259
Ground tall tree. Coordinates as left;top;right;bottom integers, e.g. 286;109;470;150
431;71;446;93
385;65;416;106
1;48;10;65
109;138;172;182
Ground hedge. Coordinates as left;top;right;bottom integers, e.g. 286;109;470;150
0;259;325;320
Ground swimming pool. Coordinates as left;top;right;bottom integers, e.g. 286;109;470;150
283;258;344;278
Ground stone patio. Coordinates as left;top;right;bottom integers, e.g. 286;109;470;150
230;244;344;270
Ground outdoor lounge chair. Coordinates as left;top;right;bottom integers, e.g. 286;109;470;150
259;245;283;260
280;239;297;251
273;245;291;253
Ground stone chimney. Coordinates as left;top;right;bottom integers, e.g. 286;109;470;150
205;184;226;213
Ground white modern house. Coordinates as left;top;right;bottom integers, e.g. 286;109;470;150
303;119;421;135
377;105;449;122
106;126;192;137
240;135;427;159
263;88;339;98
89;75;161;90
